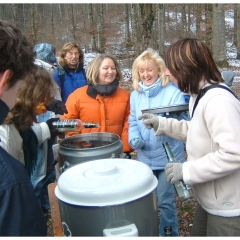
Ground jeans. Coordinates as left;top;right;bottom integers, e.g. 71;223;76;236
153;170;179;236
31;137;57;213
31;141;48;190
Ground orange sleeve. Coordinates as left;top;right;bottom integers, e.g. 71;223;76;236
121;97;133;153
60;91;81;137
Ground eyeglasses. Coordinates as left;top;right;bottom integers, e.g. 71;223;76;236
67;52;80;57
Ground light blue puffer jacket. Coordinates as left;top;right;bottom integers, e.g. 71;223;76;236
128;80;187;170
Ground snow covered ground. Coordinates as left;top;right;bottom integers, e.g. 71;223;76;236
83;7;240;83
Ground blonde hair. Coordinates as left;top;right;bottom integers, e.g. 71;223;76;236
86;54;123;85
132;48;168;91
58;42;84;67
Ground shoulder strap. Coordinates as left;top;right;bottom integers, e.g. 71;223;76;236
59;74;65;101
191;84;237;118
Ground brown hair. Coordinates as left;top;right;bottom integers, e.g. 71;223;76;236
164;38;223;94
0;20;36;89
58;42;84;67
86;54;123;85
4;66;56;131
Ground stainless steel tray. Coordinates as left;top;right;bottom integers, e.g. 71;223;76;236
141;104;189;114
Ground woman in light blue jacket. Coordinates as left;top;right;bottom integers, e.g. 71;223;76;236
128;48;188;236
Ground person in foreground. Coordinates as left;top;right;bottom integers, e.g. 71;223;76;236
0;20;47;236
61;54;133;155
128;48;187;236
138;38;240;236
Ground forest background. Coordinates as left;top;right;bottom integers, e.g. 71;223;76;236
0;3;240;70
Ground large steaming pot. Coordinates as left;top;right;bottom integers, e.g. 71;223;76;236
56;132;124;176
55;158;159;236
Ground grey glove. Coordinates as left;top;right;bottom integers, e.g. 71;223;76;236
138;113;159;131
165;162;183;184
129;137;144;149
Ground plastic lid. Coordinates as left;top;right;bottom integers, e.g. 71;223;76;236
55;158;158;206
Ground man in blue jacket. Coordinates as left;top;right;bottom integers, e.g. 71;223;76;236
52;42;87;103
0;20;47;236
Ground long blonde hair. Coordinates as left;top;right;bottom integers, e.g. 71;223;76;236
132;48;168;91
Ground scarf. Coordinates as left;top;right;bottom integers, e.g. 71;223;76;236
87;79;119;99
19;128;38;177
138;78;161;93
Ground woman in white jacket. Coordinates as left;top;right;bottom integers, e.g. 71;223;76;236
138;38;240;236
0;66;59;182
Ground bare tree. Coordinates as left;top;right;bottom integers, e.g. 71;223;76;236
157;4;165;57
212;4;228;65
139;4;155;51
88;4;97;52
234;4;240;59
124;4;131;49
97;3;105;52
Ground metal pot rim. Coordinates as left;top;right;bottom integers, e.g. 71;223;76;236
59;132;120;150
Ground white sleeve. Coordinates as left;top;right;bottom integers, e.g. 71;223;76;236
31;122;51;145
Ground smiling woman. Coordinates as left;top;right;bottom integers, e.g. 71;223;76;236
128;47;188;236
59;53;133;156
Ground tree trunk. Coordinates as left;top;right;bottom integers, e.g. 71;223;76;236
212;4;227;65
205;4;213;49
157;4;165;57
97;3;105;52
88;4;97;52
195;4;202;38
139;4;155;51
70;4;76;42
236;4;240;59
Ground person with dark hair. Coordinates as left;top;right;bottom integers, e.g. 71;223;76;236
138;38;240;236
60;54;133;155
0;20;47;236
52;42;87;103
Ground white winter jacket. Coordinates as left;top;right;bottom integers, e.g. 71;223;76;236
155;82;240;217
0;122;51;165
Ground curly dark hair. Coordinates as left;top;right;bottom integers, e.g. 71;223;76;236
0;20;36;89
4;66;57;131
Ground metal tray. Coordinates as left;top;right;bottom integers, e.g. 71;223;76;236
141;104;189;114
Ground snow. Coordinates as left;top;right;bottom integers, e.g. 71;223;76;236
83;8;240;82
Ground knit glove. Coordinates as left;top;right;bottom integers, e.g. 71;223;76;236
165;163;183;184
129;137;144;149
46;99;68;115
138;113;159;131
46;117;60;138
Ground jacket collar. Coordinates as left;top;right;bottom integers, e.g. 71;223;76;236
138;79;162;97
63;62;83;74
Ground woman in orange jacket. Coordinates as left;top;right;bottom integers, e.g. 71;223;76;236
60;54;133;154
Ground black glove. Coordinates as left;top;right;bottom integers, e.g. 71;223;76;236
46;117;60;138
46;99;68;115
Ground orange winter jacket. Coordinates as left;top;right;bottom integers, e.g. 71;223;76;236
60;85;133;153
